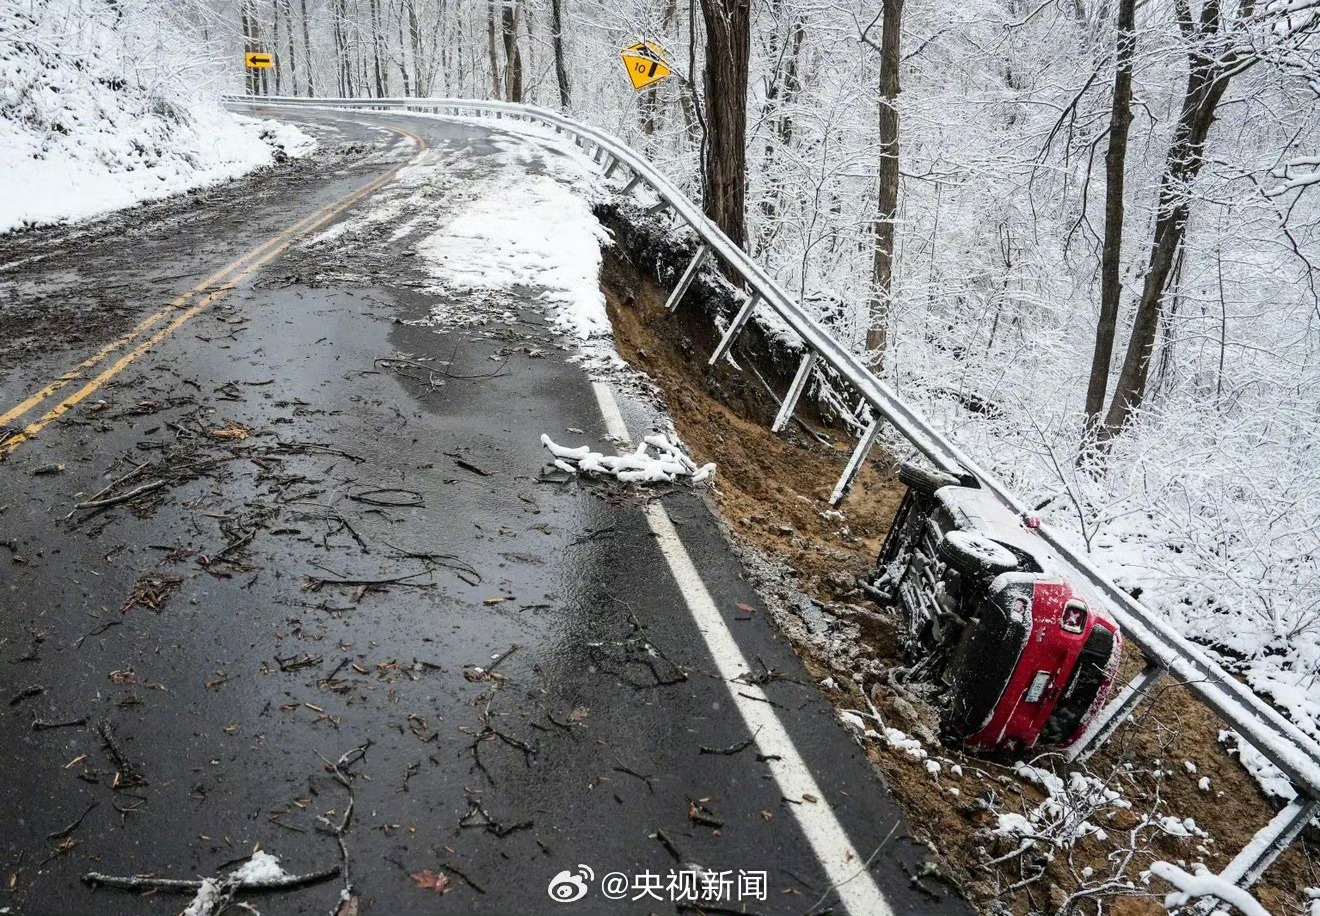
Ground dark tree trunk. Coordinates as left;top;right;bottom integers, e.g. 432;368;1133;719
281;0;297;96
300;0;314;96
550;0;570;108
1082;0;1136;438
241;2;254;95
1098;1;1237;444
699;0;751;250
487;2;502;99
370;0;387;97
271;0;282;94
408;0;424;96
501;2;523;103
394;0;412;96
866;0;903;357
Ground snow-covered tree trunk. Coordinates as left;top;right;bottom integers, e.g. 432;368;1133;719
1081;0;1136;440
699;0;751;250
864;0;903;360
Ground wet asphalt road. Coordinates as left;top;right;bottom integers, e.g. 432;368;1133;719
0;110;970;915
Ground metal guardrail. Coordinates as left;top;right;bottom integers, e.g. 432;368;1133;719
230;95;1320;890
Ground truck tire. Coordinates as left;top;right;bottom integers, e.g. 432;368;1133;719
938;530;1019;580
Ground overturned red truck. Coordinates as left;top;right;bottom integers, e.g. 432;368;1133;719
871;462;1123;755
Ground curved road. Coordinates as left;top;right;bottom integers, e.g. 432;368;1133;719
0;108;970;915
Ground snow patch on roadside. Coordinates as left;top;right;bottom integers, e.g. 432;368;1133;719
229;851;288;883
0;0;314;233
416;170;611;340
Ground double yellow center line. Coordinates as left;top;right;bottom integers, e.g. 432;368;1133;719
0;123;427;459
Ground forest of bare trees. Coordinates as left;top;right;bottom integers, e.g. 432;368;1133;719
180;0;1320;759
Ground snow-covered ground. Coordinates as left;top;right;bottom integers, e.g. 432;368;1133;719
0;0;314;233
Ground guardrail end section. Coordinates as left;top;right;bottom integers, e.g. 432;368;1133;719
1218;796;1319;890
772;351;819;433
829;419;882;505
666;244;711;314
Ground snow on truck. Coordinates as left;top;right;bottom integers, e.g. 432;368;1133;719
871;461;1123;755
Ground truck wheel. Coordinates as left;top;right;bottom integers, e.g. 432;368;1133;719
938;530;1018;579
898;461;961;495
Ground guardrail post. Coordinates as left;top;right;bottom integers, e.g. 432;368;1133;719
666;245;710;313
773;351;819;433
1217;796;1319;889
708;294;760;366
604;156;620;179
830;419;882;505
622;173;645;196
1066;660;1165;763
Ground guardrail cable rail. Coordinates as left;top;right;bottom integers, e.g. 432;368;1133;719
228;95;1320;890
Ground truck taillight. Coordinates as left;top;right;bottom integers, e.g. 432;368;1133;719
1061;600;1088;634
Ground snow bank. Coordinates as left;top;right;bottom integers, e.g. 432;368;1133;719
416;151;611;340
0;0;313;233
541;432;714;484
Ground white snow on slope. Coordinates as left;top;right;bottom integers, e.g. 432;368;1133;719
0;0;314;233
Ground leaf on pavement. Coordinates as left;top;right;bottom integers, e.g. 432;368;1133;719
411;869;451;894
212;423;251;441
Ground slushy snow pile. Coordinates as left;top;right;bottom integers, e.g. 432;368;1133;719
0;0;313;232
179;851;291;915
416;139;611;341
228;850;288;883
541;433;715;484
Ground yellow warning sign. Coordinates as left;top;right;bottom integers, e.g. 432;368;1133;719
246;52;275;69
620;41;672;91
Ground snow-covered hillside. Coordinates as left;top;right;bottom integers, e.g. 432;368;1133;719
0;0;312;232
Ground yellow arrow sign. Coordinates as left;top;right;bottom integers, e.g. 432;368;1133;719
246;52;275;69
620;41;672;91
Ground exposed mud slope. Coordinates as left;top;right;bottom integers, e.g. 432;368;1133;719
598;239;1319;916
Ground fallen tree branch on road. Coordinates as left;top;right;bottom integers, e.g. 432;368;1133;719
82;864;340;893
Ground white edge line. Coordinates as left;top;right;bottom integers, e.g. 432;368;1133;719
591;379;895;916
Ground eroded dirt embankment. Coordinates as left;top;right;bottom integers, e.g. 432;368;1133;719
597;202;1319;916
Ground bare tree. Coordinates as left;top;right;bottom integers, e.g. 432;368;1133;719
551;0;570;108
299;0;314;96
699;0;752;249
279;0;297;96
1098;0;1320;444
370;0;387;97
1081;0;1137;441
501;0;524;103
862;0;904;359
487;2;503;99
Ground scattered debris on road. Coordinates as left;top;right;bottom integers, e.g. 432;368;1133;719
540;432;714;484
